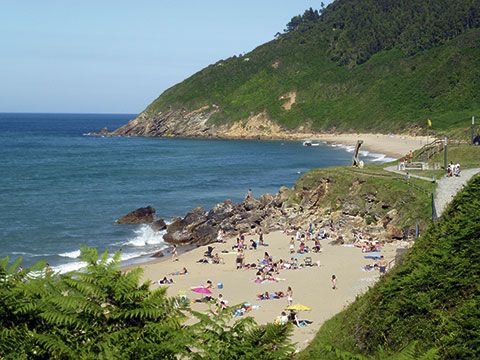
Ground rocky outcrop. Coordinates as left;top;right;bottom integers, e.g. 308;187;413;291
119;173;415;248
111;108;221;138
116;206;156;224
108;108;306;140
151;219;167;231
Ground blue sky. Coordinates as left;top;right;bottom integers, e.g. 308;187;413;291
0;1;330;113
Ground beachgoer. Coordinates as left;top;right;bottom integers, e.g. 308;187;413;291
280;311;288;325
299;242;306;254
286;286;293;306
245;189;253;200
259;230;264;246
295;229;301;241
331;274;337;290
455;163;461;177
236;250;244;269
289;238;295;253
288;310;300;326
169;267;188;276
172;245;178;262
217;229;225;243
45;263;53;277
378;256;387;274
213;253;223;264
216;294;228;311
206;280;213;289
250;239;257;250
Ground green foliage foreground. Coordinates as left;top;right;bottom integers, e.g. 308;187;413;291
0;248;293;359
298;175;480;359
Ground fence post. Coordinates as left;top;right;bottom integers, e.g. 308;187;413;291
473;116;476;144
443;137;448;172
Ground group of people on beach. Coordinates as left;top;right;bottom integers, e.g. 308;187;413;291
158;197;393;331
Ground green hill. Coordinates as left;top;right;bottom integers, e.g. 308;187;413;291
298;175;480;359
113;0;480;137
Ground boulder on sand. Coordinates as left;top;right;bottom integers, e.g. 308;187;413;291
116;206;156;224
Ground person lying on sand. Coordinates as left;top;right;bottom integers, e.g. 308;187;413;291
158;277;174;285
169;267;188;276
197;257;211;264
257;291;285;300
193;296;214;304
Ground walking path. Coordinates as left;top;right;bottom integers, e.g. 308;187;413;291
434;168;480;216
384;165;480;216
383;165;434;182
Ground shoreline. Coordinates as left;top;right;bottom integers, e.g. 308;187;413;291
55;131;427;274
100;131;431;159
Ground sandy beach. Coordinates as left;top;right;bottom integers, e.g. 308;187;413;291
310;133;430;159
133;230;402;351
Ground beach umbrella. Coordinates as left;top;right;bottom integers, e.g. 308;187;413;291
191;287;212;295
286;304;311;311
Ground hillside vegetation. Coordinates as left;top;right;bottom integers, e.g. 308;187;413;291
131;0;480;135
298;175;480;359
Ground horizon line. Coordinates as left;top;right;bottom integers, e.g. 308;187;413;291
0;111;139;115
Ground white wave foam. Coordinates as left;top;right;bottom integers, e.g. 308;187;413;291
52;261;87;274
126;225;167;247
59;250;81;259
369;153;397;163
52;251;153;275
326;142;396;163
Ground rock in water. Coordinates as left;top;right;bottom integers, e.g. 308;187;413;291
116;206;156;224
151;218;167;231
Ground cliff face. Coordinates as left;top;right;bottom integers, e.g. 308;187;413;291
112;108;313;139
112;107;220;138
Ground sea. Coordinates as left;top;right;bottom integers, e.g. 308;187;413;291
0;113;395;273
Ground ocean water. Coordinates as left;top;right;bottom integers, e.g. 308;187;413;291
0;113;393;273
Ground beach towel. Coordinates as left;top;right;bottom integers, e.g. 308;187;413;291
364;254;382;260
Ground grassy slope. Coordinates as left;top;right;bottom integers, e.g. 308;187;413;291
290;165;434;230
298;175;480;359
145;29;480;134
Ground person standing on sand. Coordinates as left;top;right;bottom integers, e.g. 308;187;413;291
286;286;293;306
171;245;178;262
216;229;225;243
378;256;387;275
258;230;264;246
236;250;244;269
331;274;337;290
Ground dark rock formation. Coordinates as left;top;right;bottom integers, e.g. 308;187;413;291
116;206;156;224
151;218;167;231
151;250;166;258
